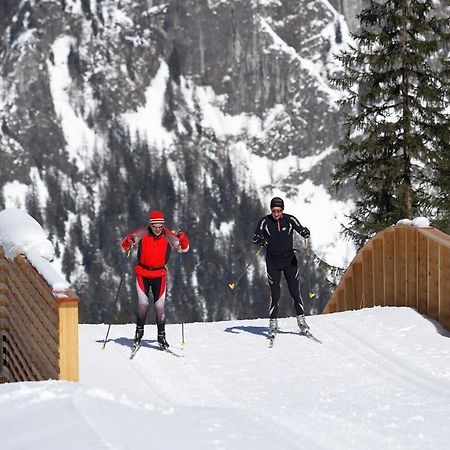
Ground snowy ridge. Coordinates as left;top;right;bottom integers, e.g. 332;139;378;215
2;307;450;449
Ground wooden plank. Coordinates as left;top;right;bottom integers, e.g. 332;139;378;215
344;271;355;310
11;261;59;326
8;335;43;381
337;289;345;312
7;295;57;378
439;246;450;331
383;229;395;306
362;249;374;308
417;233;428;314
323;302;336;314
324;291;337;313
423;228;450;246
394;227;407;306
353;263;363;309
373;238;384;306
405;227;418;309
0;295;8;309
0;282;9;295
8;269;59;348
0;305;8;318
15;257;60;312
3;335;38;381
8;279;59;361
428;239;439;320
58;300;79;381
4;357;27;382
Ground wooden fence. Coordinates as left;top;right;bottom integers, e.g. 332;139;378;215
324;226;450;330
0;250;79;382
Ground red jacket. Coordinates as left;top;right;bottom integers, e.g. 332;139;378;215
121;226;190;279
135;231;171;279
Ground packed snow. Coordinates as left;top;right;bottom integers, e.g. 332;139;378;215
2;306;450;449
396;217;431;228
0;208;69;290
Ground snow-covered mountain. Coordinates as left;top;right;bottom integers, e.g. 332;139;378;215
0;0;357;323
2;307;450;449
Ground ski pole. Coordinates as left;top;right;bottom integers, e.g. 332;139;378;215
228;246;264;291
176;251;187;349
102;248;132;350
304;239;316;299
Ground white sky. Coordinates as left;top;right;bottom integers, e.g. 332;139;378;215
1;306;450;449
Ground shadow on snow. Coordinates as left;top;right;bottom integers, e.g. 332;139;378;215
224;325;298;339
97;336;162;351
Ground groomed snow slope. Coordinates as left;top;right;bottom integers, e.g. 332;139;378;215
1;307;450;449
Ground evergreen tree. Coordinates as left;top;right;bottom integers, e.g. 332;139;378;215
25;183;43;225
331;0;450;246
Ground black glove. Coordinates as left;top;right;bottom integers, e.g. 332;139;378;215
300;227;310;238
257;236;268;246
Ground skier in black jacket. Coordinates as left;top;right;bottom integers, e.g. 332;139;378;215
252;197;311;340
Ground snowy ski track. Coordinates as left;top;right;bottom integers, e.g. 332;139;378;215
2;306;450;449
78;307;450;449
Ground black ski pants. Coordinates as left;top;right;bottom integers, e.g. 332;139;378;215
136;274;167;335
266;255;304;319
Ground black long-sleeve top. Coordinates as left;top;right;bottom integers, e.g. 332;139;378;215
252;213;306;261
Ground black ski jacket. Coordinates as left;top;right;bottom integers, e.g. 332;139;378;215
252;213;307;261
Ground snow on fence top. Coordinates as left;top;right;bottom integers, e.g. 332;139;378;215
0;208;69;291
396;217;430;227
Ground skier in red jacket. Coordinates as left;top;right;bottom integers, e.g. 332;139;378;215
121;211;189;350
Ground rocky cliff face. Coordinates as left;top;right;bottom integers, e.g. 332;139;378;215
0;0;355;323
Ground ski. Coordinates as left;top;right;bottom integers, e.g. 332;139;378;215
300;330;322;344
130;343;141;359
161;347;183;358
268;333;276;348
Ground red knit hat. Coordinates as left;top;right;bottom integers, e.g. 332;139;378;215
149;210;165;225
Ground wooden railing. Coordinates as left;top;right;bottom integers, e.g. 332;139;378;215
0;250;79;382
324;226;450;330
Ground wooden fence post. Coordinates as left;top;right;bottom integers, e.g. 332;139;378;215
394;227;407;306
417;233;428;314
57;293;79;382
373;238;384;306
440;246;450;330
383;229;395;306
362;249;374;308
428;240;440;320
406;227;418;309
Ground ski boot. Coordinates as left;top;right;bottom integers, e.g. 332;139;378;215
268;318;278;339
268;318;278;347
134;326;144;346
158;332;170;350
297;315;310;334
